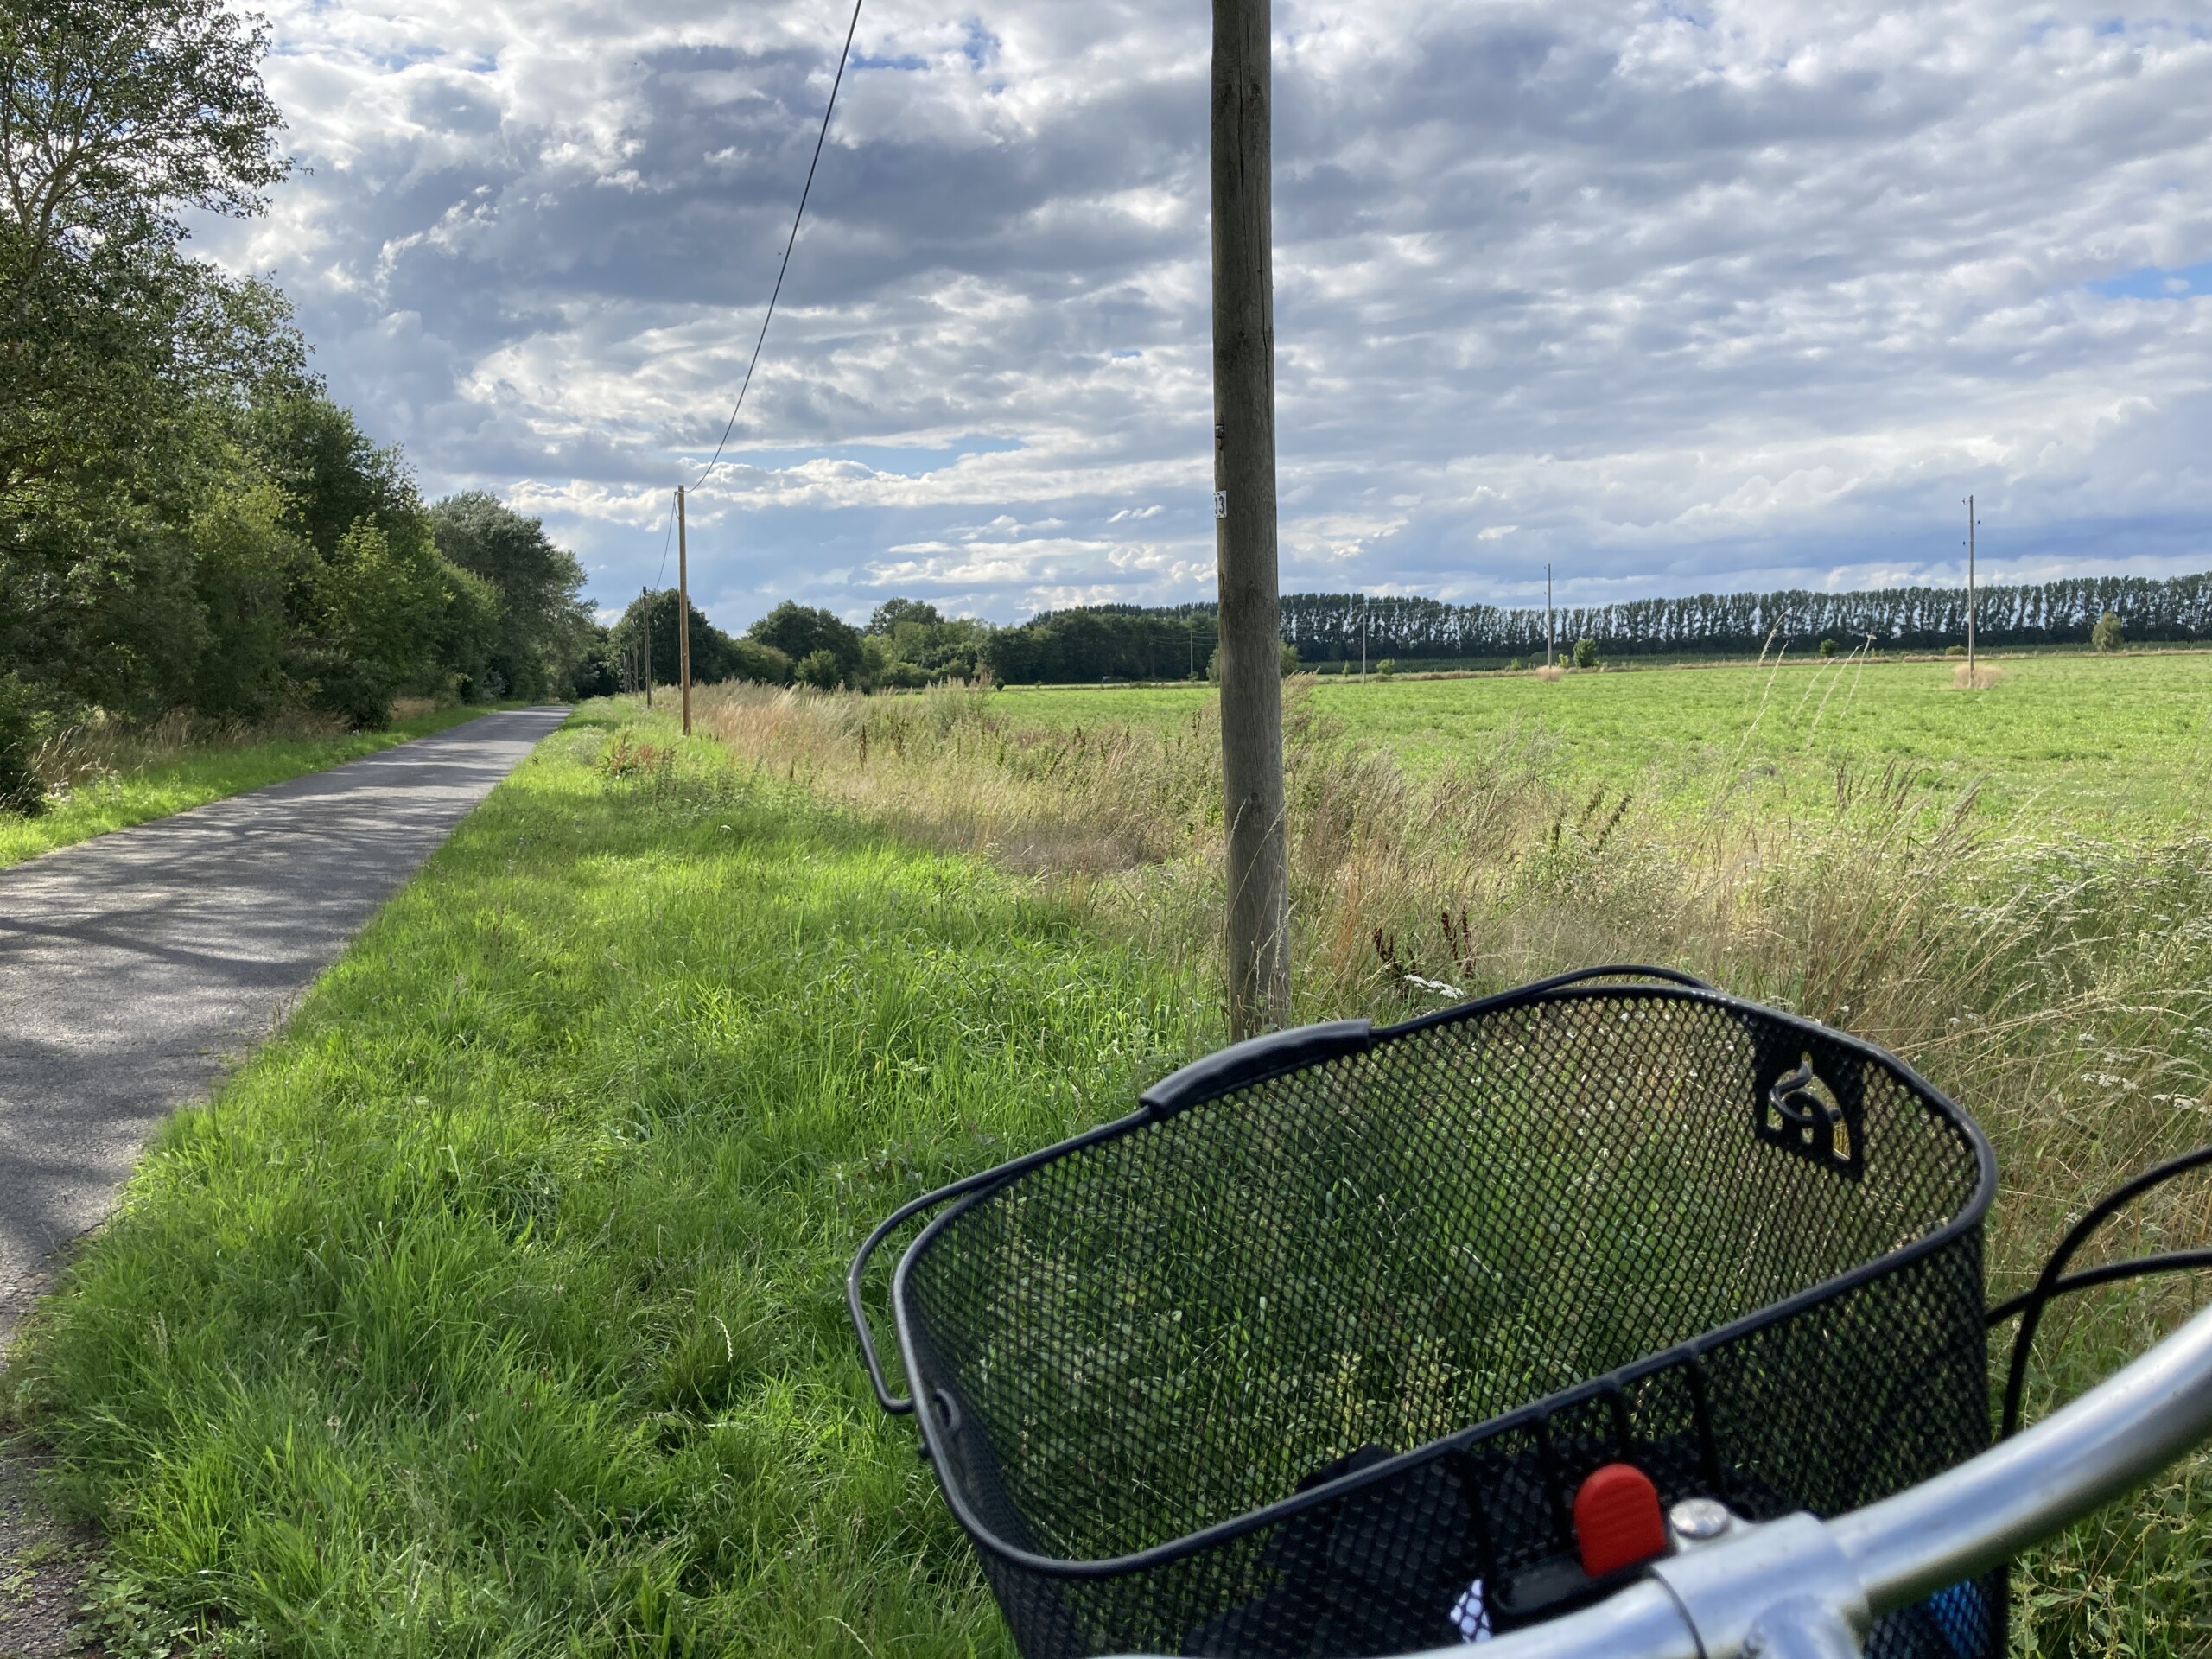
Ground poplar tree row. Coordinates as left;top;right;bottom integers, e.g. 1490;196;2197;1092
969;574;2207;683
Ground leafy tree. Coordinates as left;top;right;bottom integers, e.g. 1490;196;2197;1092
2092;610;2124;652
867;596;941;634
0;0;289;506
886;613;988;682
607;589;782;688
188;474;299;718
1819;637;1838;658
730;639;791;685
568;629;622;700
1572;637;1599;669
749;601;862;682
245;390;418;563
793;648;842;690
429;493;592;698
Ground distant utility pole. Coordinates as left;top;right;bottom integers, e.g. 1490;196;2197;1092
1962;494;1979;689
1361;599;1369;677
1211;0;1288;1038
642;585;652;709
677;486;693;734
1547;564;1555;667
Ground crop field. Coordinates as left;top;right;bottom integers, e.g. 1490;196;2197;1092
10;681;2210;1657
1001;650;2212;831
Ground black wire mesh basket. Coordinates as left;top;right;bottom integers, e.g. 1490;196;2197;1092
849;967;1999;1659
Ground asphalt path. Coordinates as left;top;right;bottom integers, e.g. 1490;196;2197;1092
0;705;570;1344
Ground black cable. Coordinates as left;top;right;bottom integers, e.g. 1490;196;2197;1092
688;0;867;498
653;495;677;588
1987;1251;2212;1329
1994;1143;2212;1440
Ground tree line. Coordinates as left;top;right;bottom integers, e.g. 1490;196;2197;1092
965;574;2211;683
1274;575;2212;663
0;0;604;810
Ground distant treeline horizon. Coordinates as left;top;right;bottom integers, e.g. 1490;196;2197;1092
973;570;2212;683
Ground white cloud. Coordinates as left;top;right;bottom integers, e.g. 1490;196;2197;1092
194;0;2212;628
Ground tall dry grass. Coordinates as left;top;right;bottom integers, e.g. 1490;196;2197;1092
29;706;358;798
690;677;2212;1643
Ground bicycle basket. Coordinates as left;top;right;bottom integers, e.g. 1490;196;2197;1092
850;968;1999;1659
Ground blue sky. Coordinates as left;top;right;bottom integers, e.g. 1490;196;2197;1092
200;1;2212;632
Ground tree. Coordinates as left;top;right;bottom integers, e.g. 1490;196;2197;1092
0;0;289;505
429;493;593;698
609;589;785;688
188;474;299;718
749;601;862;683
1572;637;1599;669
2092;611;2124;652
867;597;941;634
246;390;418;563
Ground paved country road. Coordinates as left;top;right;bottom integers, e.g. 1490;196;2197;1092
0;705;571;1345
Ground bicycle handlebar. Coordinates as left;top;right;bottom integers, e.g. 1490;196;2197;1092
1108;1300;2212;1659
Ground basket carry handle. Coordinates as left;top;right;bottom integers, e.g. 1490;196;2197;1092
1990;1142;2212;1439
848;1164;1018;1415
1522;963;1719;995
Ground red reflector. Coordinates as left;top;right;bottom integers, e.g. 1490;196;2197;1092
1573;1463;1667;1578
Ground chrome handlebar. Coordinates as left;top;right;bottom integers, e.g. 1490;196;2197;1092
1111;1300;2212;1659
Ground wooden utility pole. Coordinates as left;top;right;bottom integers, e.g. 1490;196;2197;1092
1547;564;1555;667
677;486;693;734
1964;494;1977;689
642;585;652;708
1211;0;1288;1038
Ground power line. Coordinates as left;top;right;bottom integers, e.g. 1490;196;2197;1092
653;494;677;587
687;0;867;499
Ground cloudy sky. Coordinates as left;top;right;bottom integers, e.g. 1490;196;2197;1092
198;1;2212;631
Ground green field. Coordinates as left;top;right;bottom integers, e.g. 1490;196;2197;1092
0;705;502;869
999;651;2212;830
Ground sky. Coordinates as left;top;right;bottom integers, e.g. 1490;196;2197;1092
195;2;2212;632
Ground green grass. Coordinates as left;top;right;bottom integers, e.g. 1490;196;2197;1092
998;650;2212;830
5;702;1217;1657
0;706;502;869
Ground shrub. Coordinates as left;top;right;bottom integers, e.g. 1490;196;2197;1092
1819;638;1838;658
795;649;843;690
1374;658;1400;678
728;640;793;685
1571;637;1599;669
292;651;393;730
1281;642;1302;678
2092;611;2124;652
1946;644;1967;658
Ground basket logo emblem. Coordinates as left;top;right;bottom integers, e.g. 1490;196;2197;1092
1758;1052;1863;1179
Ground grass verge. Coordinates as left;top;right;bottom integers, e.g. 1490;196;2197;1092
4;701;1215;1656
0;705;502;869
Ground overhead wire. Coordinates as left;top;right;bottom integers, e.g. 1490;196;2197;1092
648;0;865;598
687;0;867;500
